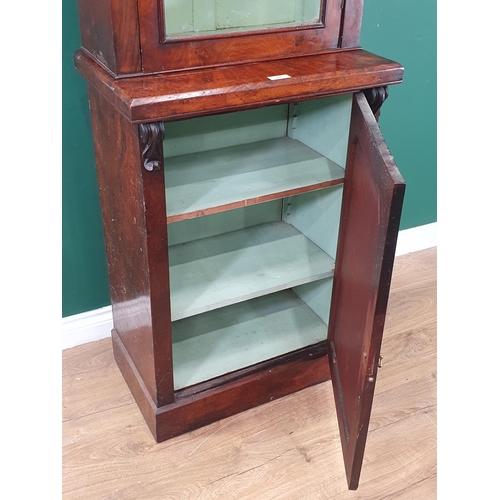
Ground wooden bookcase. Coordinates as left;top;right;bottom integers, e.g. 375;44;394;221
75;0;405;490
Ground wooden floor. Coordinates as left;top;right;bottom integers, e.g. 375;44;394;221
62;247;437;499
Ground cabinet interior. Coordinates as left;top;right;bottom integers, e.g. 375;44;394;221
164;95;352;390
163;0;323;38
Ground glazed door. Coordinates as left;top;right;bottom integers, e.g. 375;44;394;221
327;91;405;489
137;0;344;73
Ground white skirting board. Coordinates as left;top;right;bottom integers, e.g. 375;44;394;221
395;221;437;257
62;222;437;350
62;304;113;350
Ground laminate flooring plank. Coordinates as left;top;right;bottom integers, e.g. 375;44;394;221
62;364;133;422
62;247;437;499
377;321;436;392
346;408;437;500
390;247;436;291
62;338;114;378
381;475;437;499
384;278;436;338
370;374;436;431
62;339;134;422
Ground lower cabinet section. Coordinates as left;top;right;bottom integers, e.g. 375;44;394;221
103;91;404;490
112;325;332;442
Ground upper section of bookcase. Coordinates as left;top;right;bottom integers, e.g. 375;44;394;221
77;0;367;76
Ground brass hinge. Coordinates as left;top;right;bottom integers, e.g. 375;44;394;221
378;354;384;368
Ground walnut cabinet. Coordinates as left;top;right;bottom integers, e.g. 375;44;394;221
75;0;406;489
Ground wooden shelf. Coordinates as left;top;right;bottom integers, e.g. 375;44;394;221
172;288;327;390
165;137;344;223
168;221;334;321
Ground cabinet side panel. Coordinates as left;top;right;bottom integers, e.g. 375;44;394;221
87;88;173;406
283;186;343;259
293;278;333;325
284;186;342;324
289;94;352;168
140;134;176;407
110;0;142;74
78;0;141;75
78;0;117;72
340;0;364;48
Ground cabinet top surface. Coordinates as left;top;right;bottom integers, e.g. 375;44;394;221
75;48;403;123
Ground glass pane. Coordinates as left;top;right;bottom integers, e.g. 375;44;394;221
164;0;322;37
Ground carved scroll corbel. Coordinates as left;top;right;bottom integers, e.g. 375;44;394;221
139;122;165;171
363;86;389;121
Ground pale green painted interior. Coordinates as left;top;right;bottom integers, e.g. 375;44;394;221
62;0;437;318
163;0;321;37
168;191;340;387
172;288;328;389
168;220;335;320
163;98;348;222
168;201;282;246
164;98;348;383
163;106;289;157
163;97;350;258
164;137;344;220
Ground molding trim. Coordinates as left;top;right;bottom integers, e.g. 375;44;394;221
62;222;437;350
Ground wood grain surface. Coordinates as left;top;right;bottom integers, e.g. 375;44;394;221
62;247;436;499
74;49;403;123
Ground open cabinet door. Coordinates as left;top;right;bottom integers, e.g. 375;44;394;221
328;92;406;489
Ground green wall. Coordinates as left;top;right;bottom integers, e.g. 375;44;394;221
62;0;110;317
62;0;437;318
361;0;437;230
